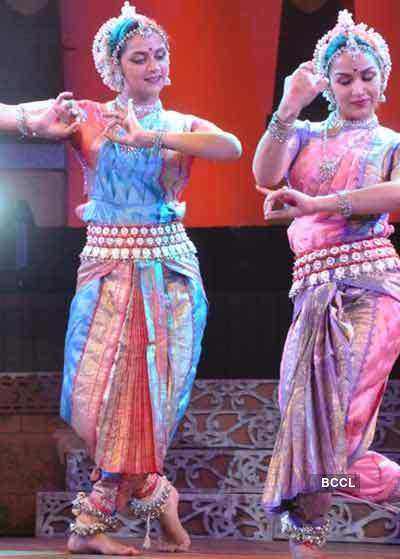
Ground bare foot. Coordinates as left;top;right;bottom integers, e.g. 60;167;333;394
157;485;190;552
289;540;329;558
68;533;140;555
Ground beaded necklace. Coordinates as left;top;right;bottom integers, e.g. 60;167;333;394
318;112;378;183
114;94;162;119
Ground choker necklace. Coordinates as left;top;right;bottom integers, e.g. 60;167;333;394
114;95;162;118
318;112;379;183
327;111;379;131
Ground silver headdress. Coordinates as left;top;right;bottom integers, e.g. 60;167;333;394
313;10;392;107
92;2;169;92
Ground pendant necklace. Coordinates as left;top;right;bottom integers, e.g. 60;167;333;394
318;112;378;184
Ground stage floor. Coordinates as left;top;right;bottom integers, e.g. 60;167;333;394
0;538;399;558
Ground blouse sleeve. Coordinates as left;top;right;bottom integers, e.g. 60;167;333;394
389;142;400;182
68;100;105;195
68;100;93;153
281;120;312;188
159;111;194;195
286;119;311;170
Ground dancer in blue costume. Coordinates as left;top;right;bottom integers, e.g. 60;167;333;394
62;3;241;555
1;2;241;555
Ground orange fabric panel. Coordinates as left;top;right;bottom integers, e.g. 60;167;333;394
60;0;282;227
354;0;400;222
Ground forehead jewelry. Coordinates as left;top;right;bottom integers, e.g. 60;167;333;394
312;9;392;107
92;2;168;92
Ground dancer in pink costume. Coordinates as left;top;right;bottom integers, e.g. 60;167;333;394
253;9;400;559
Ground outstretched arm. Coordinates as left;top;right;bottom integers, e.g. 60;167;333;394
104;100;242;160
0;92;82;140
157;117;242;160
262;183;400;221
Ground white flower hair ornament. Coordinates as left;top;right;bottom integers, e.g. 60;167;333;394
312;9;392;108
92;1;169;92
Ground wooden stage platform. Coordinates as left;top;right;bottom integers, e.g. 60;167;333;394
0;538;399;558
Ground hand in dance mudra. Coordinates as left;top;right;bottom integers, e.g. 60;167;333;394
29;92;83;139
259;185;317;221
104;98;149;147
279;60;328;117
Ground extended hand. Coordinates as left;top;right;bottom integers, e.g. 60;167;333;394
30;92;83;139
261;186;318;220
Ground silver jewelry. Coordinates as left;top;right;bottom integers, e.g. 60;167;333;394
153;130;165;150
114;95;162;119
319;112;378;183
313;9;392;101
336;190;353;218
70;491;118;533
332;112;379;130
16;105;38;138
129;475;172;549
268;111;296;143
325;87;337;113
281;512;330;548
16;105;29;137
70;518;110;536
92;2;169;93
129;475;171;521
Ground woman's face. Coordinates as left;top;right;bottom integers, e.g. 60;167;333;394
329;50;382;120
119;33;170;103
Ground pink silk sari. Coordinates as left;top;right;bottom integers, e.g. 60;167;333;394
262;120;400;513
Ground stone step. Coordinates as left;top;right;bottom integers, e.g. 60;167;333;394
3;375;399;452
66;448;400;494
36;491;400;544
66;449;274;493
173;379;400;451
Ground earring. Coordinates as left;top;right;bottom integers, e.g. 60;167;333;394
114;70;124;92
165;76;171;86
328;99;337;112
325;88;337;112
379;92;386;103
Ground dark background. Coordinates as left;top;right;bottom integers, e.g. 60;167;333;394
1;225;400;379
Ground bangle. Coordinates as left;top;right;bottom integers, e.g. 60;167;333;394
16;105;38;138
336;190;352;218
267;111;296;143
153;130;165;150
16;105;29;137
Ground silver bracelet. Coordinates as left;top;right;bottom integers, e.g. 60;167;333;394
153;130;165;151
336;190;352;218
16;105;37;138
16;105;29;137
267;111;296;143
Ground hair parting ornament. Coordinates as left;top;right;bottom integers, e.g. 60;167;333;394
312;9;392;108
92;1;169;92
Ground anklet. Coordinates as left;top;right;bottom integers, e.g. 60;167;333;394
281;511;330;547
129;475;172;549
70;518;109;536
70;491;118;535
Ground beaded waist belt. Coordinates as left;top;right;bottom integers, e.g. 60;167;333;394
80;222;196;262
290;237;400;297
